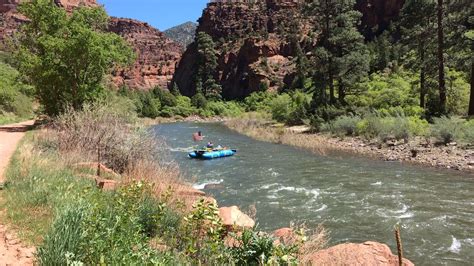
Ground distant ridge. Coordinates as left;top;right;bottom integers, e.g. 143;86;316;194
164;21;197;48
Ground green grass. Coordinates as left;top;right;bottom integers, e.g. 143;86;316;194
0;113;23;125
1;133;96;245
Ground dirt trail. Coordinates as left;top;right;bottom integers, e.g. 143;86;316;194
0;120;36;266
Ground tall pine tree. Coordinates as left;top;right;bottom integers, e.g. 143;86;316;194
308;0;369;108
400;0;437;109
195;32;222;100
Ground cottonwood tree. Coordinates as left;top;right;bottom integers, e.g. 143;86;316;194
195;32;222;100
308;0;369;108
16;0;134;116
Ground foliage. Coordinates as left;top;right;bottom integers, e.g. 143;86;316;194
204;100;244;117
347;71;422;116
243;91;275;112
431;116;465;144
195;32;221;99
324;115;362;137
15;0;134;115
307;0;369;106
269;91;311;124
0;56;34;118
229;229;300;265
191;92;208;109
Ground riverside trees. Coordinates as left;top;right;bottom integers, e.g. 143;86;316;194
15;0;134;116
307;0;369;110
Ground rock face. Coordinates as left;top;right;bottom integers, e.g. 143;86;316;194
305;241;414;266
172;0;307;99
356;0;406;37
0;0;182;90
173;0;405;99
108;17;182;90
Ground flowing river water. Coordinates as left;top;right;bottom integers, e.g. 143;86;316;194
154;122;474;265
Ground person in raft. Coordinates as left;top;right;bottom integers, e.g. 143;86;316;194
206;142;214;149
192;131;203;142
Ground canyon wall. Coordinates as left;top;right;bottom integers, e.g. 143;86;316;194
173;0;405;99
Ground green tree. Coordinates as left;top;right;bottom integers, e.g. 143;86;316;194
195;32;221;99
308;0;369;107
445;0;473;115
399;0;437;109
436;0;447;114
16;0;134;115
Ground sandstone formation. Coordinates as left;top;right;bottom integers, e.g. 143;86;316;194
172;0;308;99
173;0;406;99
305;241;414;266
108;17;182;90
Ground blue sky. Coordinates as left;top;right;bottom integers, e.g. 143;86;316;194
98;0;208;31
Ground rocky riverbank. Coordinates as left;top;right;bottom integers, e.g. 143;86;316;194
224;118;474;174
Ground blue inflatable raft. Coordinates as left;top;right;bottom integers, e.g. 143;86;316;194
189;149;237;160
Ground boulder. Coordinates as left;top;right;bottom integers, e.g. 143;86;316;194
219;206;255;231
305;241;414;266
272;227;298;246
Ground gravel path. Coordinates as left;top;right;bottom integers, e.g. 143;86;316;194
0;120;35;266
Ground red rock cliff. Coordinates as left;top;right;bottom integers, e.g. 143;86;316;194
108;17;182;90
173;0;405;99
173;1;308;99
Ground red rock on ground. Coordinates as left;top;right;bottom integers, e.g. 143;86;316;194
272;227;299;246
218;206;255;231
304;241;414;266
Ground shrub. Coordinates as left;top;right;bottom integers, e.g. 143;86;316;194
153;87;177;107
431;116;464;144
53;103;157;173
204;101;244;117
269;93;292;122
244;91;275;112
357;115;411;142
407;116;430;137
161;95;195;117
327;115;362;137
462;120;474;145
191;92;208;109
229;229;299;265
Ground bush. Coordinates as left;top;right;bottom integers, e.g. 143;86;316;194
229;229;299;265
204;101;244;117
356;115;413;142
0;60;34;118
53;103;157;173
326;116;362;137
153;87;177;107
191;92;208;109
462;120;474;145
161;95;195;117
244;91;275;112
431;116;465;144
269;94;292;122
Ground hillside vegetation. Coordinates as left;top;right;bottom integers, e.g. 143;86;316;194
164;21;197;48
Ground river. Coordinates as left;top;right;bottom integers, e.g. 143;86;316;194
153;122;474;265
